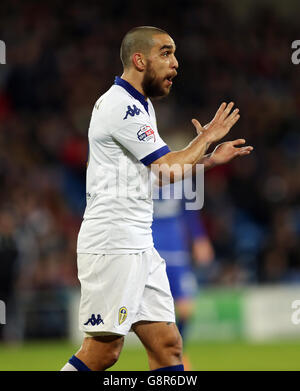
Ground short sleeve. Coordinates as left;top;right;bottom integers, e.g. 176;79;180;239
111;104;170;166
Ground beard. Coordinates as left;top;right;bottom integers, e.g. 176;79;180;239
141;62;170;100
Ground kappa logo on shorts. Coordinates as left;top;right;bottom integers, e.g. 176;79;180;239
118;307;128;325
137;125;156;142
84;313;104;326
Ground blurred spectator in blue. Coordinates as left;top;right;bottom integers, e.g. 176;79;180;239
152;179;215;367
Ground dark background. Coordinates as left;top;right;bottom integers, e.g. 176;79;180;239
0;0;299;340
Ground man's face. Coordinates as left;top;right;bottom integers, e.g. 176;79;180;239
142;34;178;99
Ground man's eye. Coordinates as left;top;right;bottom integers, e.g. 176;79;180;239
163;51;170;56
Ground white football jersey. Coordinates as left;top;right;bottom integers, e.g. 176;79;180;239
77;77;170;254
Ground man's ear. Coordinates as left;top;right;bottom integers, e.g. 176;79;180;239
132;53;146;72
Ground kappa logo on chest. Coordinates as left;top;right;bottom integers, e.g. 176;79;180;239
123;104;142;120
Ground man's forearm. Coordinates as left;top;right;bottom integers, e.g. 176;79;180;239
151;133;212;183
155;132;212;169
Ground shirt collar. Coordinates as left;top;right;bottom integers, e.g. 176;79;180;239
114;76;149;114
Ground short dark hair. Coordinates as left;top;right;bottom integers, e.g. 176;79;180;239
120;26;169;69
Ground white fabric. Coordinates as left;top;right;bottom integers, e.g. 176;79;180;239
60;362;78;371
77;84;169;254
77;248;175;336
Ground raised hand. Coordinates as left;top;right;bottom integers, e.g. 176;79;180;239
191;102;240;144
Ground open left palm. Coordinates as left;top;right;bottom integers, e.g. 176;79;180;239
210;139;253;165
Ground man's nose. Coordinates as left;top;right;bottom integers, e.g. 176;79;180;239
172;55;179;70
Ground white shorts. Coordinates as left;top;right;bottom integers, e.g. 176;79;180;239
77;247;175;336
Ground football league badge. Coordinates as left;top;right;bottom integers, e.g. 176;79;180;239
137;125;156;142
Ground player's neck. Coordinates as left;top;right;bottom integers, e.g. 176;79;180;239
121;71;147;99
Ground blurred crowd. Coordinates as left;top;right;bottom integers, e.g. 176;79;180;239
0;0;300;339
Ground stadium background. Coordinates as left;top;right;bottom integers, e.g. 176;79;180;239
0;0;300;370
